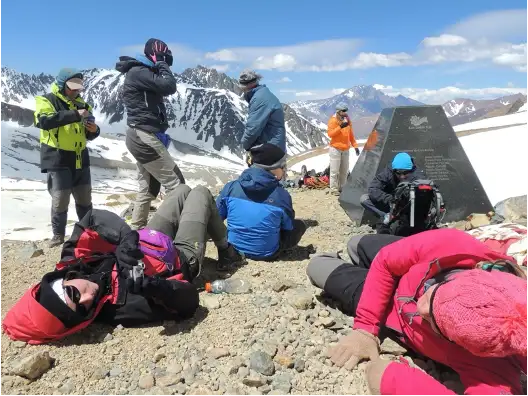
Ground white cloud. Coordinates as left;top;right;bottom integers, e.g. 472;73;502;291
445;9;527;41
373;84;527;104
120;10;526;73
421;34;468;47
253;53;297;71
276;77;292;83
204;39;362;71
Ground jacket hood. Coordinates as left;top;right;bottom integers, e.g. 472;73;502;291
115;55;154;73
239;167;279;193
2;283;76;345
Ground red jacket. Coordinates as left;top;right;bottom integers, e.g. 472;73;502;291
353;228;525;395
2;209;190;345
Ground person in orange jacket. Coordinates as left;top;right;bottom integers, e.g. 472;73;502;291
327;103;359;194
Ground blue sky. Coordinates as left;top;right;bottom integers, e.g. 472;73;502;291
2;0;526;104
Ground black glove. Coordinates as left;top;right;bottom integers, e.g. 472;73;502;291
115;231;144;272
355;147;360;156
340;121;349;128
156;50;173;67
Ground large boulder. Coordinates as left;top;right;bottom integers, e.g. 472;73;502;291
494;195;527;225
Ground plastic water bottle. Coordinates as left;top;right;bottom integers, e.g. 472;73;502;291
205;279;251;294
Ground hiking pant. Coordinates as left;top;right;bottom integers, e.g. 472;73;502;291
306;234;402;315
126;127;185;230
47;167;92;236
147;184;228;277
360;194;389;219
329;147;349;191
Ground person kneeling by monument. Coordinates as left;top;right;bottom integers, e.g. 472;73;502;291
306;228;526;395
216;157;307;261
360;152;434;235
2;185;243;344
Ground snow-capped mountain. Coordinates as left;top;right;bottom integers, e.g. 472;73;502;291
290;85;423;124
442;94;527;125
1;65;327;159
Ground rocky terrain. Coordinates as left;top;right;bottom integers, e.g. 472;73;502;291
0;188;471;395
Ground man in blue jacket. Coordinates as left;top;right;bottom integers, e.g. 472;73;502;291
238;70;287;169
216;157;306;260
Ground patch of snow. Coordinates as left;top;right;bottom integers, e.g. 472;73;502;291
453;111;527;131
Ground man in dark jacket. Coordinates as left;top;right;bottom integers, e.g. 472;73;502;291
238;70;287;170
116;38;185;230
35;68;101;247
216;156;306;260
360;152;425;232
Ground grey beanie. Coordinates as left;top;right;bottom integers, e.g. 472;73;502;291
239;69;262;86
336;102;348;111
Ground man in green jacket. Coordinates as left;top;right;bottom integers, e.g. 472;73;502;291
34;68;101;247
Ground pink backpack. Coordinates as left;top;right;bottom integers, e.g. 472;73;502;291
137;228;181;275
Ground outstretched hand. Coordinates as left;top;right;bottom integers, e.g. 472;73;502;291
326;329;380;370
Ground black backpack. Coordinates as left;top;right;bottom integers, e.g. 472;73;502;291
388;179;445;236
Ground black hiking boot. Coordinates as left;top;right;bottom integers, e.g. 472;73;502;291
217;244;246;271
48;234;65;248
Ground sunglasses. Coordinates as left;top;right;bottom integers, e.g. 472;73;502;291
340;109;348;112
394;170;411;176
64;284;82;309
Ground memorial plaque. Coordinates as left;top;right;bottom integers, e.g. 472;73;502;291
339;105;493;225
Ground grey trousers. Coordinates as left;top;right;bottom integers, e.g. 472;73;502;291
329;147;350;191
127;128;185;229
360;193;388;219
47;167;92;236
147;185;228;270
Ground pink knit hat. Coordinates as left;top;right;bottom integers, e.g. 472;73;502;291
432;269;527;358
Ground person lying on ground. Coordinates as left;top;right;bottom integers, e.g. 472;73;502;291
2;185;243;344
360;152;425;233
307;228;526;395
216;156;307;261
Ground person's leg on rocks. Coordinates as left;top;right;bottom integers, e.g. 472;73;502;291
360;194;387;219
171;186;242;278
47;168;73;247
307;255;368;316
280;219;308;250
329;147;342;195
147;184;192;238
71;167;93;222
347;234;403;268
338;149;350;192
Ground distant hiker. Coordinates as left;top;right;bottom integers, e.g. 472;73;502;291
327;103;359;195
238;70;287;172
115;38;185;230
2;185;243;344
307;228;527;395
34;68;101;248
360;152;426;234
216;157;306;260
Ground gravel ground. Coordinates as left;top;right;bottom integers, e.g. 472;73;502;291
1;188;462;395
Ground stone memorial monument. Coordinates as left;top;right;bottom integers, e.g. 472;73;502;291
339;105;493;226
